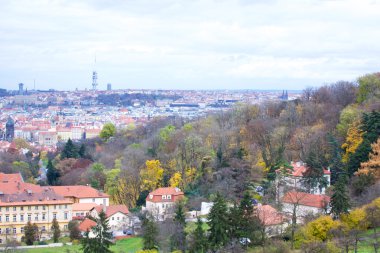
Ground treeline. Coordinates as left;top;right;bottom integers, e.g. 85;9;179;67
96;92;182;106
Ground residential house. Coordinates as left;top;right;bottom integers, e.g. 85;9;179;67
145;187;184;221
72;203;98;220
281;191;330;223
46;186;109;206
276;161;331;200
256;204;287;237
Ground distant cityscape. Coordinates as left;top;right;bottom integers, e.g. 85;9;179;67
0;83;300;151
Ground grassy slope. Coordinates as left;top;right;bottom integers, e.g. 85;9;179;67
25;237;143;253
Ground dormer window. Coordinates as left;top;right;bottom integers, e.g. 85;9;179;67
149;194;153;199
162;195;167;200
167;195;172;200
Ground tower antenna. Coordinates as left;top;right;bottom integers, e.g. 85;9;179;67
92;54;98;91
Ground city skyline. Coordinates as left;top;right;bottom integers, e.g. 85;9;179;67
1;0;380;91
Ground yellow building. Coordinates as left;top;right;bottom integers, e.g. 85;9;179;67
0;180;73;243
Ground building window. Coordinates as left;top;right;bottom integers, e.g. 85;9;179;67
35;206;38;210
5;228;10;234
20;214;24;222
64;212;68;220
53;213;57;219
13;207;16;211
42;213;46;221
54;205;57;210
0;239;2;244
92;198;95;202
117;217;119;221
28;214;31;221
21;227;24;233
42;226;46;232
6;207;9;212
20;206;24;211
0;216;2;222
5;215;9;222
28;206;31;211
43;206;46;211
112;217;114;220
167;195;172;200
64;225;68;230
0;228;2;234
13;228;16;234
35;214;38;221
162;195;166;200
65;204;67;209
13;215;16;222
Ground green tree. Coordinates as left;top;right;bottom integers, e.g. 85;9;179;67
330;175;350;219
239;191;259;243
51;218;61;243
78;143;86;158
142;217;158;250
172;200;187;253
302;142;328;193
207;193;229;251
46;159;59;185
190;218;208;253
24;221;38;245
357;73;380;103
81;211;113;253
61;139;78;159
100;123;116;141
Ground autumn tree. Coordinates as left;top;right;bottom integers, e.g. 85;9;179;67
140;160;164;192
68;220;82;241
356;72;380;103
356;137;380;181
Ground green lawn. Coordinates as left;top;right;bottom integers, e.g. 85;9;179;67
24;237;143;253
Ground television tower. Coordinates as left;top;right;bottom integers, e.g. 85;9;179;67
92;55;98;91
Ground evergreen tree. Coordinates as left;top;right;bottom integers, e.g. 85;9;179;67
207;193;229;251
190;218;208;253
142;216;158;250
239;191;259;242
331;175;350;219
51;218;61;243
172;200;187;253
78;143;86;158
61;139;78;159
24;221;38;245
81;211;113;253
228;203;243;239
46;159;59;185
327;133;345;184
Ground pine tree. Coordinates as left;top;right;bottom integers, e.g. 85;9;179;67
331;175;350;219
61;139;78;159
190;218;208;253
239;191;258;242
142;216;158;250
46;159;59;185
51;218;61;243
78;143;86;158
24;221;38;245
81;211;113;253
207;193;229;251
172;200;187;253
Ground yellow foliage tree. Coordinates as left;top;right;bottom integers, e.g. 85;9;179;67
169;172;182;187
341;121;363;163
140;160;164;191
340;208;368;230
303;215;340;242
356;137;380;180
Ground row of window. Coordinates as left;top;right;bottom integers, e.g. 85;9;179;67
161;195;172;200
0;224;69;235
0;205;68;213
0;213;68;222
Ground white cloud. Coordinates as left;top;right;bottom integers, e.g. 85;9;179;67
0;0;379;90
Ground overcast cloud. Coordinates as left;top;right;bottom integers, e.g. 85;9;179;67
0;0;379;90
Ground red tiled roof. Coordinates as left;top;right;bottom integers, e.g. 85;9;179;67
72;203;99;212
47;186;109;199
282;191;330;209
0;173;24;183
93;204;129;218
257;205;285;226
146;187;184;203
277;162;331;177
78;218;96;232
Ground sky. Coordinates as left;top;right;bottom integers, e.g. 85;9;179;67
0;0;380;91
